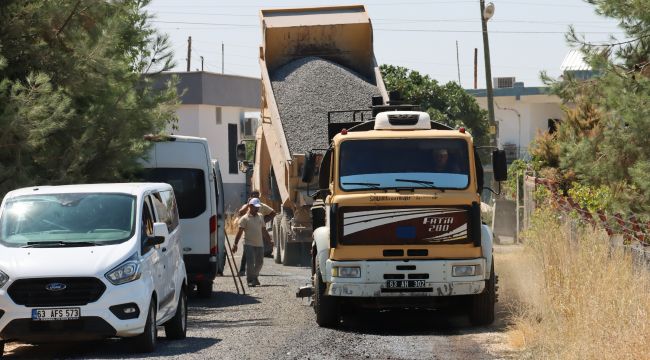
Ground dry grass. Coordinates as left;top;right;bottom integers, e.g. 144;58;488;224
504;209;650;359
225;213;239;235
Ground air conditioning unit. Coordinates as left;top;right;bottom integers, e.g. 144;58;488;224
239;112;259;139
493;77;515;89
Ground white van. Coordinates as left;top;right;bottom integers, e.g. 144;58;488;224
0;183;187;355
211;159;227;275
141;135;222;297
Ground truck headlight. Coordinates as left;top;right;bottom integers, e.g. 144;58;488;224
452;265;481;277
332;266;361;278
0;270;9;289
105;254;141;285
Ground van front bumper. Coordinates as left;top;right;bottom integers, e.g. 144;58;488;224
325;259;487;298
0;278;152;342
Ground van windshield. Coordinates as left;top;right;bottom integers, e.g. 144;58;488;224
0;193;136;248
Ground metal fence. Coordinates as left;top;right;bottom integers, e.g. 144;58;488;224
521;175;650;266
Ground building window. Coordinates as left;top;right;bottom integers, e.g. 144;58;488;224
228;124;238;174
241;117;254;138
548;118;560;134
215;107;222;125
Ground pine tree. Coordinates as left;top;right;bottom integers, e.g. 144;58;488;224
0;0;178;197
533;0;650;214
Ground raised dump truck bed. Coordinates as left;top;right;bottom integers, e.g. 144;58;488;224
253;5;388;265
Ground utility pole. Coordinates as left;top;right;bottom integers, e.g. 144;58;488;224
186;36;192;72
480;0;497;148
221;42;225;74
200;56;204;71
473;48;478;89
456;41;461;86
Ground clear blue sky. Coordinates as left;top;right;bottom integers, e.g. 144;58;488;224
146;0;622;88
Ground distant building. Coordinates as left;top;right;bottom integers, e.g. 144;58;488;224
466;80;563;162
466;51;594;162
154;71;261;211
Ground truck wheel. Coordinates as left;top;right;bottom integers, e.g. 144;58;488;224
282;242;299;266
273;216;282;264
197;281;212;298
314;259;340;328
164;288;187;340
280;213;298;266
470;260;496;326
133;300;157;353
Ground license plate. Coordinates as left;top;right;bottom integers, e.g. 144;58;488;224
31;308;80;321
385;280;427;289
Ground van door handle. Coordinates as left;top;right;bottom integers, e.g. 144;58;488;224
162;247;167;252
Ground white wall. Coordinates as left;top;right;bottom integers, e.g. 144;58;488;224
475;94;563;158
170;104;259;210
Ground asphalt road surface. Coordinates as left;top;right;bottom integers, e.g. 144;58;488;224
3;248;517;359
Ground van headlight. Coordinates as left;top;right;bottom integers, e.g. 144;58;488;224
452;265;481;277
331;266;361;278
105;254;141;285
0;270;9;288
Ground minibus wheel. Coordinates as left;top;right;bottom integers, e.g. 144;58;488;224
133;300;157;353
165;288;188;340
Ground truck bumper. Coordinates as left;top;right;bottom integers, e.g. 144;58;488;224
325;258;487;297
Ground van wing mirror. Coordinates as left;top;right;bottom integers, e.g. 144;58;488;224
151;222;168;243
301;152;316;183
492;149;508;182
236;143;247;161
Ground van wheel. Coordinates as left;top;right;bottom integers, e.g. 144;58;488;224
133;300;157;353
165;288;187;340
314;259;340;328
197;281;212;298
470;260;496;326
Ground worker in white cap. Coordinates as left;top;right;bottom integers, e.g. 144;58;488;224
232;198;274;286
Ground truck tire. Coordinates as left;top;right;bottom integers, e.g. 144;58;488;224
280;213;299;266
470;260;496;326
273;216;282;264
133;299;157;353
1;340;4;358
314;259;340;328
197;281;212;298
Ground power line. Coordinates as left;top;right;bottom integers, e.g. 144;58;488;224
151;20;623;35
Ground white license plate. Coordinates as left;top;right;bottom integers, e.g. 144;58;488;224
31;308;80;321
386;280;427;288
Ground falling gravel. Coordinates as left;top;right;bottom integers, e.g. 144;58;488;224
271;56;380;155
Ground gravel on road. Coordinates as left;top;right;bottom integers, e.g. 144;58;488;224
271;56;380;155
3;247;518;359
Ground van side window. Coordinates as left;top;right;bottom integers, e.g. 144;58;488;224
141;197;155;249
153;191;179;232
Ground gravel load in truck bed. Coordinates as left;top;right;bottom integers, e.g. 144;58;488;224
271;56;380;155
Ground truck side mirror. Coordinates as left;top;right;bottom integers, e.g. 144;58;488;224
492;149;508;181
236;143;247;161
301;152;316;183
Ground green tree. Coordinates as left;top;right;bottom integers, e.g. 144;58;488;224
380;64;490;146
0;0;178;197
531;0;650;214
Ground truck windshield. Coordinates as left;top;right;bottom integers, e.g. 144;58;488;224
339;138;470;191
0;193;136;248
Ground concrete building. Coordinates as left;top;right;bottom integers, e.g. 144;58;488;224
155;71;261;212
466;82;563;161
466;51;594;162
